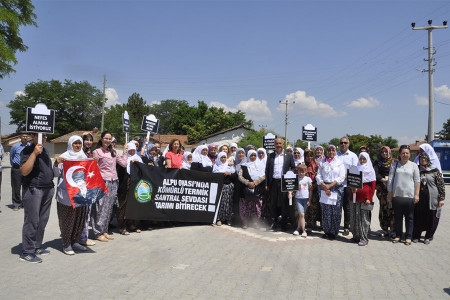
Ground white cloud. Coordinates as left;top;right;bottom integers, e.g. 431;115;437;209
435;84;450;99
150;100;161;106
237;98;273;121
397;135;423;145
414;94;428;106
279;90;345;117
14;90;26;97
105;88;119;107
347;96;381;108
209;101;238;113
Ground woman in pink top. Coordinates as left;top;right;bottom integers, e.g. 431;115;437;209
165;139;183;169
91;131;127;242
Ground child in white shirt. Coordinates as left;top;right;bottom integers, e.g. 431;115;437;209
293;164;313;237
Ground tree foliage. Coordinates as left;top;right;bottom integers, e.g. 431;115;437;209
7;79;104;138
438;118;450;140
0;0;37;80
238;129;280;149
294;139;309;149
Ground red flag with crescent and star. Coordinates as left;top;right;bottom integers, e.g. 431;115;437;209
63;160;109;208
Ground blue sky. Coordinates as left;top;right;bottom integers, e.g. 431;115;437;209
1;0;450;146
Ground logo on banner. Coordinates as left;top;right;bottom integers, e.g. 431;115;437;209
135;179;153;203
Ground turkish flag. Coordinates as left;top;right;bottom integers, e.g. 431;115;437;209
63;159;109;208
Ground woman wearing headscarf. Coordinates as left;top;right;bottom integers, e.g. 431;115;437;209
230;143;238;158
53;136;90;255
191;145;213;172
207;144;218;165
349;152;376;246
373;146;397;238
316;145;346;240
237;150;266;229
142;142;163;168
414;143;442;174
257;148;267;167
232;148;247;225
387;145;420;245
304;149;321;231
214;152;236;226
315;145;325;163
294;148;304;167
116;142;143;235
92;131;128;242
219;144;234;165
412;152;445;244
182;151;192;170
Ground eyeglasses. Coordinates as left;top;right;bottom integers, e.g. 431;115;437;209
400;144;410;149
340;142;348;145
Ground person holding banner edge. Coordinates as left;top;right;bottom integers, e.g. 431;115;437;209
265;138;296;232
92;131;128;243
19;133;56;263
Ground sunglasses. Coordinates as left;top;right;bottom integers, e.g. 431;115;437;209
340;142;348;145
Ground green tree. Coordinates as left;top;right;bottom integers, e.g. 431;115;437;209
149;99;189;134
0;0;37;80
7;79;103;137
103;92;150;143
294;139;309;149
328;138;340;147
438;118;450;140
237;129;280;149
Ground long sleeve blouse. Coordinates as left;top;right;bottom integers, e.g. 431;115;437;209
93;147;127;181
316;157;346;186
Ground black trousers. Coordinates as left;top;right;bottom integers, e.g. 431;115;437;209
392;197;415;240
11;166;23;207
269;179;293;226
342;186;352;229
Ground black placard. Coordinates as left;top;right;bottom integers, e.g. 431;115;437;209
262;134;277;151
281;174;299;192
123;114;130;133
26;105;55;134
347;169;363;190
141;115;159;133
302;127;317;141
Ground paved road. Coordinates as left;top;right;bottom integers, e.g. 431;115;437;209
0;159;449;299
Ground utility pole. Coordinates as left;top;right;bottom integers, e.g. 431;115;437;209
279;99;295;149
101;75;107;133
412;20;448;142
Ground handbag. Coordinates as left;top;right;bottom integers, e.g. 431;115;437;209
361;202;374;211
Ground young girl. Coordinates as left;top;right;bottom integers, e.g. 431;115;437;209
293;164;313;237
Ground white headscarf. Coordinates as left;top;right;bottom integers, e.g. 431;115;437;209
245;150;265;181
192;145;212;167
294;147;304;166
414;143;442;173
59;135;88;160
358;152;376;183
182;151;192;170
256;147;267;170
127;142;143;174
230;143;238;157
213;151;235;173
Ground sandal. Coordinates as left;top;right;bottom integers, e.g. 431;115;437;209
405;239;411;246
136;229;141;233
120;230;130;235
96;235;108;242
392;238;400;244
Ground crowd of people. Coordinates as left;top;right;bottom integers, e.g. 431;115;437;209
2;131;446;263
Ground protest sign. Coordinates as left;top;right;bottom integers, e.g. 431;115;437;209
347;166;363;190
126;162;224;223
262;133;277;151
123;111;130;142
26;103;55;144
63;160;109;208
141;114;160;141
281;171;299;192
302;124;317;142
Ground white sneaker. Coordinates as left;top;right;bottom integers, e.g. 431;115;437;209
293;230;300;236
72;243;87;251
63;246;75;255
301;232;307;238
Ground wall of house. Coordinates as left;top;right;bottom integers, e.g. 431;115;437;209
194;128;250;146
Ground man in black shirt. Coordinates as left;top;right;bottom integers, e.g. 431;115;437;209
19;133;60;263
